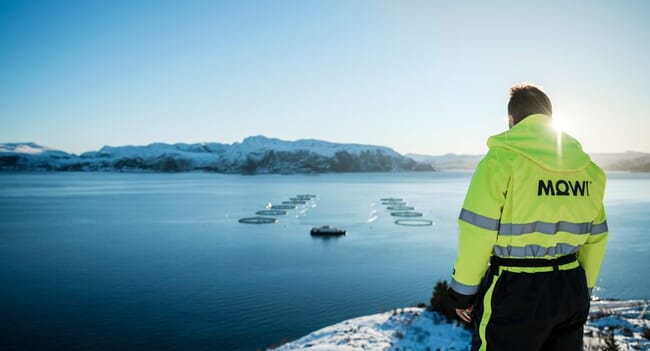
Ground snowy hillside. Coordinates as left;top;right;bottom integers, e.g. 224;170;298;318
0;142;73;158
271;300;650;351
0;137;432;173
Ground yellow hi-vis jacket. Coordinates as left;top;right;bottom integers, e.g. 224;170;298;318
450;114;608;298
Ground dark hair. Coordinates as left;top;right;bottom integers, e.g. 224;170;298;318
507;84;552;125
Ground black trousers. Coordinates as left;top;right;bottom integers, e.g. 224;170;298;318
470;265;591;351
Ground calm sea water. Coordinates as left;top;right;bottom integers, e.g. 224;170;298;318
1;172;648;350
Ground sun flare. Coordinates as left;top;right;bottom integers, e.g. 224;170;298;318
552;115;566;132
551;114;570;157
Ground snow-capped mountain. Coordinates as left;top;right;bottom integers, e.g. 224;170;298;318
407;151;650;172
0;136;432;173
590;151;650;172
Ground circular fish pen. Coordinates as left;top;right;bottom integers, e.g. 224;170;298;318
255;209;287;216
387;206;415;211
290;197;313;202
238;216;277;224
395;219;433;226
283;200;306;205
380;198;403;202
390;211;423;217
382;201;406;206
270;204;296;210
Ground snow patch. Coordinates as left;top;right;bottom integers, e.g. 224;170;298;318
271;308;470;351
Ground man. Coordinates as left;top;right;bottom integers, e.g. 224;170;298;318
447;84;608;351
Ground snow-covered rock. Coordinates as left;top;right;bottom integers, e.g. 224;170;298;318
0;137;432;173
271;300;650;351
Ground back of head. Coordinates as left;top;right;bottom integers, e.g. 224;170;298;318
508;84;553;125
492;83;591;172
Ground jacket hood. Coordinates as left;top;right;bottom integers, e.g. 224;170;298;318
487;114;591;172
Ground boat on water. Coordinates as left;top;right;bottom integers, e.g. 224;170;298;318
310;225;347;236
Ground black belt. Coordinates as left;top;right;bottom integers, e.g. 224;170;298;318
490;253;577;273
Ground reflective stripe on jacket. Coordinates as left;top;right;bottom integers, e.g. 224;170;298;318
450;114;608;296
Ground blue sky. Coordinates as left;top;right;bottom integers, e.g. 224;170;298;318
1;0;648;155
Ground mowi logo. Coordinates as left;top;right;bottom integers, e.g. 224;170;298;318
538;179;591;196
